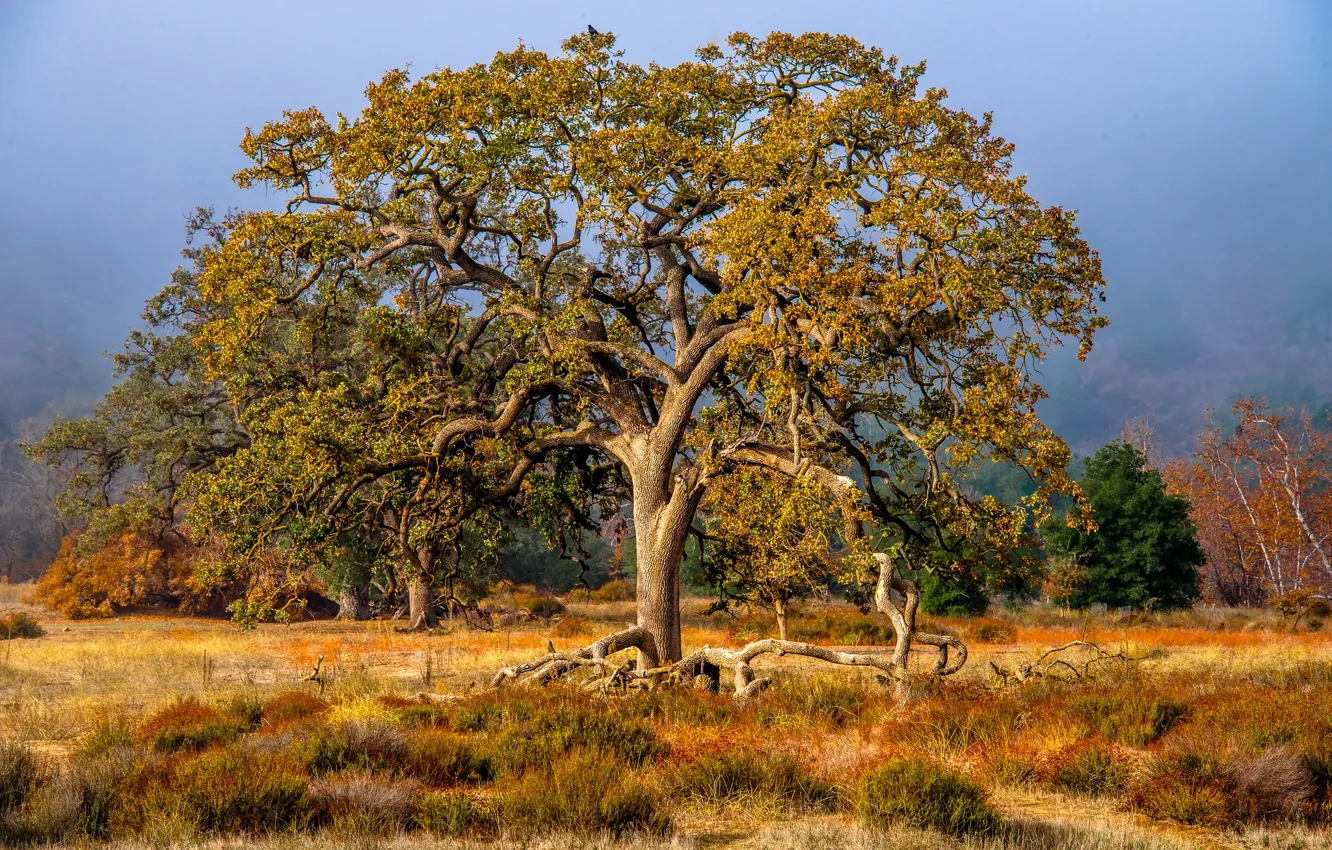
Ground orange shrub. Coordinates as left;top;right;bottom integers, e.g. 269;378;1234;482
588;580;635;603
34;532;204;619
262;692;328;730
138;699;250;753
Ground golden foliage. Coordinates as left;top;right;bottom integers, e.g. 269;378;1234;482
33;533;205;619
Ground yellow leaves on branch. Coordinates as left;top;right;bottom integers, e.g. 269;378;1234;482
35;533;207;619
703;468;873;596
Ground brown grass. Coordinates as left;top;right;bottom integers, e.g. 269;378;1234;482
2;592;1331;848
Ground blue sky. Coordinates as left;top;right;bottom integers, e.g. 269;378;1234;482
1;1;1329;448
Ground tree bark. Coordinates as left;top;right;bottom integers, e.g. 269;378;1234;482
774;597;788;641
631;487;695;663
407;573;437;630
335;582;370;621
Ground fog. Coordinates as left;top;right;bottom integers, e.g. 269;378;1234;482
1;0;1329;452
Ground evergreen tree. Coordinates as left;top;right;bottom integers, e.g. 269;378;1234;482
1047;443;1203;610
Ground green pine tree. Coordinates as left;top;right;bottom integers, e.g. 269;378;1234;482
1046;442;1203;611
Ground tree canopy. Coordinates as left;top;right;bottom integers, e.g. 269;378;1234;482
32;30;1106;667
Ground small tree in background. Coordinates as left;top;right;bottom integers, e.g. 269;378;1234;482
1165;398;1332;604
700;470;869;640
1047;442;1203;611
1042;554;1089;609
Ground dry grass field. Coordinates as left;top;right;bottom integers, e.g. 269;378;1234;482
3;581;1332;849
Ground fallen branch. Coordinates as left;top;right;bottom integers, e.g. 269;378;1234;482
989;638;1165;685
492;554;973;699
303;655;326;694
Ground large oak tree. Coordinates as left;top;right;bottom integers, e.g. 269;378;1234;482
115;30;1104;664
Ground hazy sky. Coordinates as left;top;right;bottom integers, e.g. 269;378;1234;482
1;1;1329;448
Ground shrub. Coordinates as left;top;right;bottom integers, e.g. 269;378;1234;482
493;752;671;837
138;699;247;753
985;752;1039;787
753;676;868;727
398;702;449;728
1045;744;1129;796
1300;737;1332;818
1074;693;1188;747
445;692;528;733
34;532;204;619
666;750;837;813
1130;749;1237;827
857;758;1000;836
1235;747;1315;822
296;720;408;776
0;742;37;817
970;618;1017;644
224;692;264;729
415;791;494;837
13;773;84;844
550;615;593;638
482;703;664;779
78;719;134;759
70;746;139;840
310;775;420;835
619;687;736;727
261;690;328;729
513;592;566;620
588;579;635;603
0;612;44;640
127;749;314;836
405;730;481;785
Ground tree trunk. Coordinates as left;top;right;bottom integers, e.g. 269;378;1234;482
335;582;370;621
631;490;694;663
407;573;437;630
774;597;788;641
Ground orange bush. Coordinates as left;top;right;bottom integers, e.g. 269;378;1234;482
34;532;205;619
138;699;251;752
262;691;329;730
588;579;635;603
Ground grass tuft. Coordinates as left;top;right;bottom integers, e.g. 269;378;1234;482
137;699;248;753
857;758;1000;837
1129;748;1237;827
493;751;671;837
667;749;838;814
415;790;494;838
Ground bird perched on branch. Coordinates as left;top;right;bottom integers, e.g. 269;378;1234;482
587;25;599;35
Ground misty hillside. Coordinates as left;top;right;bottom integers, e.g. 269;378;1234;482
0;301;106;440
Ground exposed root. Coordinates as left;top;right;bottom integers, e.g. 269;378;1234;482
492;553;974;700
914;630;968;676
494;628;912;701
670;639;905;699
491;625;660;688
